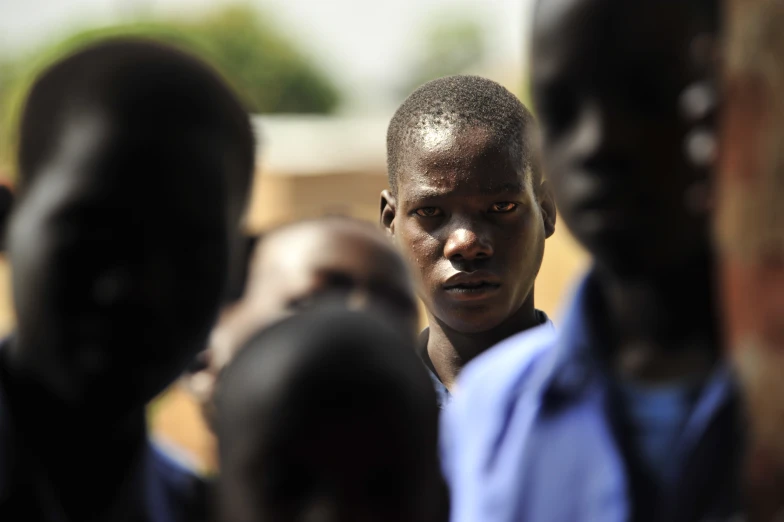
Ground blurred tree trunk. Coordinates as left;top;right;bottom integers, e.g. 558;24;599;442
718;0;784;518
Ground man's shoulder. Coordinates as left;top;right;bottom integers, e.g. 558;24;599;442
443;321;557;454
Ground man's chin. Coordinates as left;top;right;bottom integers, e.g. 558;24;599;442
439;311;508;335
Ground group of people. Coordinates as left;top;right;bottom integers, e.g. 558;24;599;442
0;0;749;521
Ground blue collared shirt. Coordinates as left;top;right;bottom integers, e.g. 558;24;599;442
441;272;744;522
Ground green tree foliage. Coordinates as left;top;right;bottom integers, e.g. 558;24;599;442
181;6;340;114
0;5;340;173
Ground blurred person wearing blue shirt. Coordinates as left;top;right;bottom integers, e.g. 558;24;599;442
0;38;254;522
441;1;745;521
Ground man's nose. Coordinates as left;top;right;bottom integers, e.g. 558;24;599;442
443;221;493;261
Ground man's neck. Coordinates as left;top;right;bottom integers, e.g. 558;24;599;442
594;255;720;384
426;293;540;390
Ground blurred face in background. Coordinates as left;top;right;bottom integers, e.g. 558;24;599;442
6;110;245;415
531;0;717;277
186;218;419;428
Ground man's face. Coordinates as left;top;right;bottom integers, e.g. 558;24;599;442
532;0;713;275
383;125;551;334
7;112;240;411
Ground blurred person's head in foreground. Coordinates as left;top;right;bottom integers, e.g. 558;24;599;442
4;37;255;419
532;0;719;279
215;309;445;522
186;215;419;430
381;75;555;388
434;6;729;522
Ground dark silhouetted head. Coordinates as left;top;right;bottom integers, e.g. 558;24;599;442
381;75;555;334
5;38;255;414
532;0;720;277
186;216;419;430
215;309;445;522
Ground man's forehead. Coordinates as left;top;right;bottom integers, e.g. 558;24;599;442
399;166;528;201
416;124;460;152
400;135;524;195
35;110;110;181
410;124;499;162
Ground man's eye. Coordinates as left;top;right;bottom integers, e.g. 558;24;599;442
415;207;442;217
490;202;518;213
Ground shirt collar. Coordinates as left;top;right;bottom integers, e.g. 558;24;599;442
539;273;602;405
539;270;736;411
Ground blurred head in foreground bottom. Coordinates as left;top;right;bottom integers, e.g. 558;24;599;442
215;309;445;522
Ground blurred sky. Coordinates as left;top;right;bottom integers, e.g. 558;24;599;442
0;0;535;112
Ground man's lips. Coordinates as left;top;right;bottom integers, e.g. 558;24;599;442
442;271;501;298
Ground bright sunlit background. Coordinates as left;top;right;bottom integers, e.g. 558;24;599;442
0;0;536;115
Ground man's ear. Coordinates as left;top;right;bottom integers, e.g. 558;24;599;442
538;180;557;239
380;189;397;238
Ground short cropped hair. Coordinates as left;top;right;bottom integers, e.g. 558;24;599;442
387;75;539;194
17;38;255;196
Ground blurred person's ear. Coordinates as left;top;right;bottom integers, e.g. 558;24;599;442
380;190;397;238
224;233;260;304
539;179;557;239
